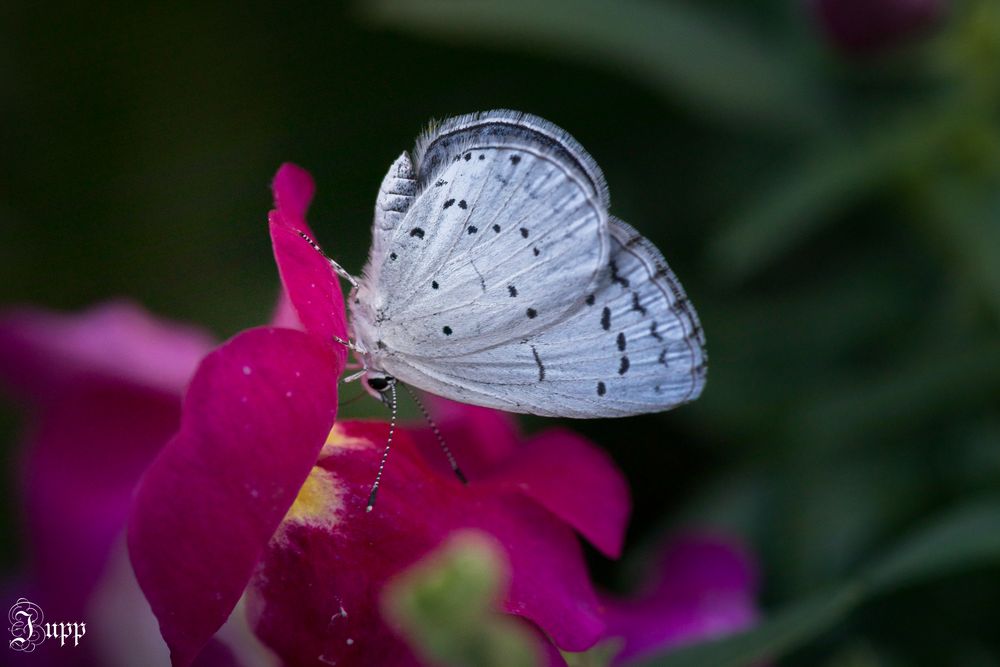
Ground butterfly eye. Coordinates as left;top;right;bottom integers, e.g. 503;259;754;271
367;377;391;392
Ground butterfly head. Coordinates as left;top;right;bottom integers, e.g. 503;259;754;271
365;372;397;404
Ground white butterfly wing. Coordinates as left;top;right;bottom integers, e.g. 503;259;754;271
381;218;706;417
351;110;706;417
353;111;610;357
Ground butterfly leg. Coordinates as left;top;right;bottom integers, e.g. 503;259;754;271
333;335;369;382
332;334;361;351
342;368;367;383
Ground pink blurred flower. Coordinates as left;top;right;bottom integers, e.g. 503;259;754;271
0;303;252;666
811;0;947;55
602;533;759;665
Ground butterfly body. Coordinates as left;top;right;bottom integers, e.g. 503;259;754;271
347;110;706;418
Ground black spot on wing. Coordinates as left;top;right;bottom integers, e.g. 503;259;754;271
520;227;529;238
434;179;447;187
464;152;472;161
600;307;611;331
616;332;626;351
526;308;537;319
631;292;647;315
597;381;606;396
533;247;540;257
432;280;439;289
410;228;425;239
650;321;663;341
492;224;501;233
658;349;668;367
442;326;452;336
531;346;545;381
458;199;468;209
478;153;485;160
510;154;521;165
468;226;478;234
444;199;455;209
585;294;595;306
390;252;397;260
619;356;630;375
610;261;630;288
508;285;518;297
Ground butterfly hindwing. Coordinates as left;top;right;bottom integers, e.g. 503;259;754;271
379;218;706;417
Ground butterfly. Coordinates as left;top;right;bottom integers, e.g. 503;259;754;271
316;110;707;425
302;110;709;507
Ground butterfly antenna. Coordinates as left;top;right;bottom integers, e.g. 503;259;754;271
401;384;467;484
296;230;359;288
366;381;397;512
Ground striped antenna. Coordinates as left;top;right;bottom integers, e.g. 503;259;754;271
366;382;398;512
401;383;467;484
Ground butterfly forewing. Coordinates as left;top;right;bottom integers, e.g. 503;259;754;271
360;113;610;357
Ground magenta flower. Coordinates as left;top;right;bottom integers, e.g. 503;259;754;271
126;164;347;666
810;0;948;55
2;162;761;667
247;406;631;666
601;533;759;665
123;162;637;666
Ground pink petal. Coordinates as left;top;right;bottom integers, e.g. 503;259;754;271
602;533;759;664
128;326;341;667
272;162;316;229
269;163;348;357
269;289;303;331
0;302;213;403
249;420;606;667
484;427;630;558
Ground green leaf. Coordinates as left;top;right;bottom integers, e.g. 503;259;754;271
791;341;1000;451
707;122;937;283
638;499;1000;667
361;0;818;128
863;500;1000;595
708;142;892;284
382;531;541;667
562;639;623;667
919;177;1000;323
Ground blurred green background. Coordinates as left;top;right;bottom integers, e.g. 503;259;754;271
2;1;999;665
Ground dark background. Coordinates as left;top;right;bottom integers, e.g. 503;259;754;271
3;1;999;664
